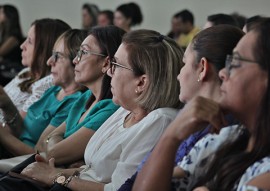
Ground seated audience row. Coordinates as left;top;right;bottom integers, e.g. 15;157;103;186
134;18;270;191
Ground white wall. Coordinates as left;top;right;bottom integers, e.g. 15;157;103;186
1;0;270;36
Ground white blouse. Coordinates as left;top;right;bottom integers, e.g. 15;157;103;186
0;68;53;122
80;107;178;191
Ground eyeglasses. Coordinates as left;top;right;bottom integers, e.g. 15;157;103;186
75;49;106;62
110;58;133;74
51;51;70;62
225;54;257;76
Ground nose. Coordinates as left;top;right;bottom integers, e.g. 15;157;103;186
218;67;229;82
107;67;113;77
47;55;54;66
20;39;26;50
73;57;78;66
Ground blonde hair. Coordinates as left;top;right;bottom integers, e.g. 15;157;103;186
122;29;184;111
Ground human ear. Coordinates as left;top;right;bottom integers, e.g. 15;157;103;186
102;56;111;73
197;57;209;82
135;74;149;94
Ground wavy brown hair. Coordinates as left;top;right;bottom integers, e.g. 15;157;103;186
18;18;70;92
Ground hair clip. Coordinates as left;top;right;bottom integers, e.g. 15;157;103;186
158;34;165;42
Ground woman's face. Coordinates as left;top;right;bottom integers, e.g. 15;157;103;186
73;35;104;86
114;11;130;31
98;13;110;26
20;25;35;67
219;31;268;125
82;8;92;29
177;43;201;103
107;43;138;108
47;38;75;86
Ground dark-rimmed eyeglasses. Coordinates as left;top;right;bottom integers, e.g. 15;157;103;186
225;54;257;76
52;51;70;62
75;49;106;62
110;58;133;74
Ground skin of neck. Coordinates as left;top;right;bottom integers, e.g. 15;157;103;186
198;76;221;103
84;75;104;100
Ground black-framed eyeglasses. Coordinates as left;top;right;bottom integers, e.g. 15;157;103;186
110;58;133;74
75;49;106;62
51;51;70;62
225;54;257;76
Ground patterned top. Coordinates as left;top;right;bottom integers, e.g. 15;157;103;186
173;125;270;191
0;68;53;122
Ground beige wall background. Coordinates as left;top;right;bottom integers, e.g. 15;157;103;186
1;0;270;36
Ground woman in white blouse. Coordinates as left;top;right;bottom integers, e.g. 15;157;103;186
0;18;70;135
5;29;185;191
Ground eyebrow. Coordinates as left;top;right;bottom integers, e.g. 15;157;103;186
232;51;242;58
80;44;91;50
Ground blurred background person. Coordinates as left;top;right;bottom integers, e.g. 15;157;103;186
114;2;143;32
0;4;24;86
81;3;99;30
203;13;239;29
98;10;114;26
176;9;200;50
231;12;246;29
167;11;182;41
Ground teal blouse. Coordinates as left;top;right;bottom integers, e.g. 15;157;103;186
64;90;119;138
20;86;82;147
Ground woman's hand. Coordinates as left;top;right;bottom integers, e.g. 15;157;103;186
21;154;60;186
168;96;227;141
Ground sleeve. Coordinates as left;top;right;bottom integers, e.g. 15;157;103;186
83;107;118;131
104;113;174;191
22;75;53;112
237;157;270;191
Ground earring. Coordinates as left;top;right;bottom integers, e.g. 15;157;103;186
197;74;201;82
135;90;139;94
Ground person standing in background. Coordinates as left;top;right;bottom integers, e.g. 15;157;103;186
0;4;24;86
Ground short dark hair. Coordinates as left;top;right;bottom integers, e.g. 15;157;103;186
99;10;114;25
116;2;143;26
245;15;264;32
207;13;238;27
177;9;194;25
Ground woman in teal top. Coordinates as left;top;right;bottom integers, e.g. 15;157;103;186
33;26;125;166
0;29;88;158
20;86;83;147
64;90;118;138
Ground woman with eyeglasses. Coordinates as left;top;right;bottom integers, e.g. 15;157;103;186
118;25;243;191
0;29;183;191
0;18;71;138
0;26;123;172
0;29;87;161
133;19;270;191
